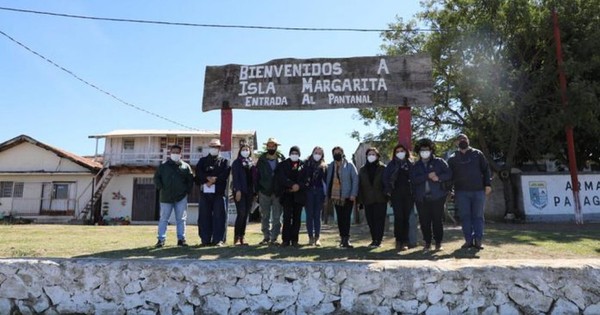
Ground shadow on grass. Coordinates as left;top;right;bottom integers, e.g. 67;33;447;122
73;243;484;261
73;226;482;261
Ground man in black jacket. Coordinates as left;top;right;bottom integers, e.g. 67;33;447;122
195;139;231;246
153;144;194;248
448;134;492;250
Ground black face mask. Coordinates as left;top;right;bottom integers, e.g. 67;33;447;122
267;149;277;155
333;153;343;161
458;141;469;150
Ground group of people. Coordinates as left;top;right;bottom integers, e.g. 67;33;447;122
153;133;492;252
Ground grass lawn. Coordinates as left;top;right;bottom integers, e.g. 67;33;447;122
1;222;598;261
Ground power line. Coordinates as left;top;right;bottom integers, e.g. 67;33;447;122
0;6;435;33
0;29;200;131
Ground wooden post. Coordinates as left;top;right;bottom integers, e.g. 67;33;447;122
220;101;233;160
397;106;412;149
552;9;582;224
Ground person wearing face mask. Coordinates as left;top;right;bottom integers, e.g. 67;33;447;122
326;146;359;248
153;144;194;248
357;147;388;248
302;146;328;246
231;144;256;246
276;146;307;247
410;138;452;251
383;144;414;251
255;137;285;246
447;134;492;250
195;139;231;247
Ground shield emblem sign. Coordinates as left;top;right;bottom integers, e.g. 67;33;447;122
529;181;548;209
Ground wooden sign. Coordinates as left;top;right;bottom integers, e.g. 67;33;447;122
202;55;432;111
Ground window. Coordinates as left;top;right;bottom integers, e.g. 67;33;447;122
0;181;24;198
13;182;24;198
0;181;13;197
123;139;135;151
53;183;70;199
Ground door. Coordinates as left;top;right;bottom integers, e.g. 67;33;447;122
132;177;158;221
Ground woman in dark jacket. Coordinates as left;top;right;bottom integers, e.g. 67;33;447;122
357;147;387;248
231;144;255;246
303;146;327;246
410;138;452;251
383;144;413;251
277;146;306;247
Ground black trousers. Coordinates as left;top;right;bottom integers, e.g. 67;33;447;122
282;202;303;244
334;199;354;238
365;202;387;243
234;192;253;238
415;196;446;245
391;194;413;243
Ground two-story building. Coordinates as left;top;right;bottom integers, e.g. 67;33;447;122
88;129;257;224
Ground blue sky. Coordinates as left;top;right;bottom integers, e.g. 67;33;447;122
0;1;421;159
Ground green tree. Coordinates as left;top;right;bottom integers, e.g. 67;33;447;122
355;0;600;216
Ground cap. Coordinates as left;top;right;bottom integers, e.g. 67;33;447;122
289;146;301;155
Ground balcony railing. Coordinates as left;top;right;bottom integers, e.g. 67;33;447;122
103;152;205;166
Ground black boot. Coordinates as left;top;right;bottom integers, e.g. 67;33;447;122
341;237;354;248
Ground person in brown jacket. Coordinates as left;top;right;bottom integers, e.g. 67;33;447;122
357;147;388;248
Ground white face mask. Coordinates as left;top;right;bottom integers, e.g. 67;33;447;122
170;153;181;162
420;150;431;159
367;155;377;163
313;153;322;161
209;148;219;156
396;152;406;160
290;154;300;162
241;150;250;158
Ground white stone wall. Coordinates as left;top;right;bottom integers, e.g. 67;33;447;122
0;259;598;314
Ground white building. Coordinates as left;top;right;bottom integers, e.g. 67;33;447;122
0;135;102;223
88;130;256;224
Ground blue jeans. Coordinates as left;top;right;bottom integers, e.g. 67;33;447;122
455;190;486;243
157;196;188;241
198;193;227;245
305;188;325;238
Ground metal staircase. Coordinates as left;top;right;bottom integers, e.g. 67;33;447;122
77;168;114;222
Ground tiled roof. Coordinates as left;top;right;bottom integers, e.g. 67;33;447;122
0;135;102;171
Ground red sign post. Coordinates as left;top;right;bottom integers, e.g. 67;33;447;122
552;9;583;224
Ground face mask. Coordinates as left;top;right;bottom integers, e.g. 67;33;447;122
267;149;277;155
313;153;322;161
333;153;343;161
290;154;300;162
367;155;377;163
170;153;181;162
241;150;250;158
396;152;406;160
420;150;431;159
458;140;469;150
209;148;219;156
